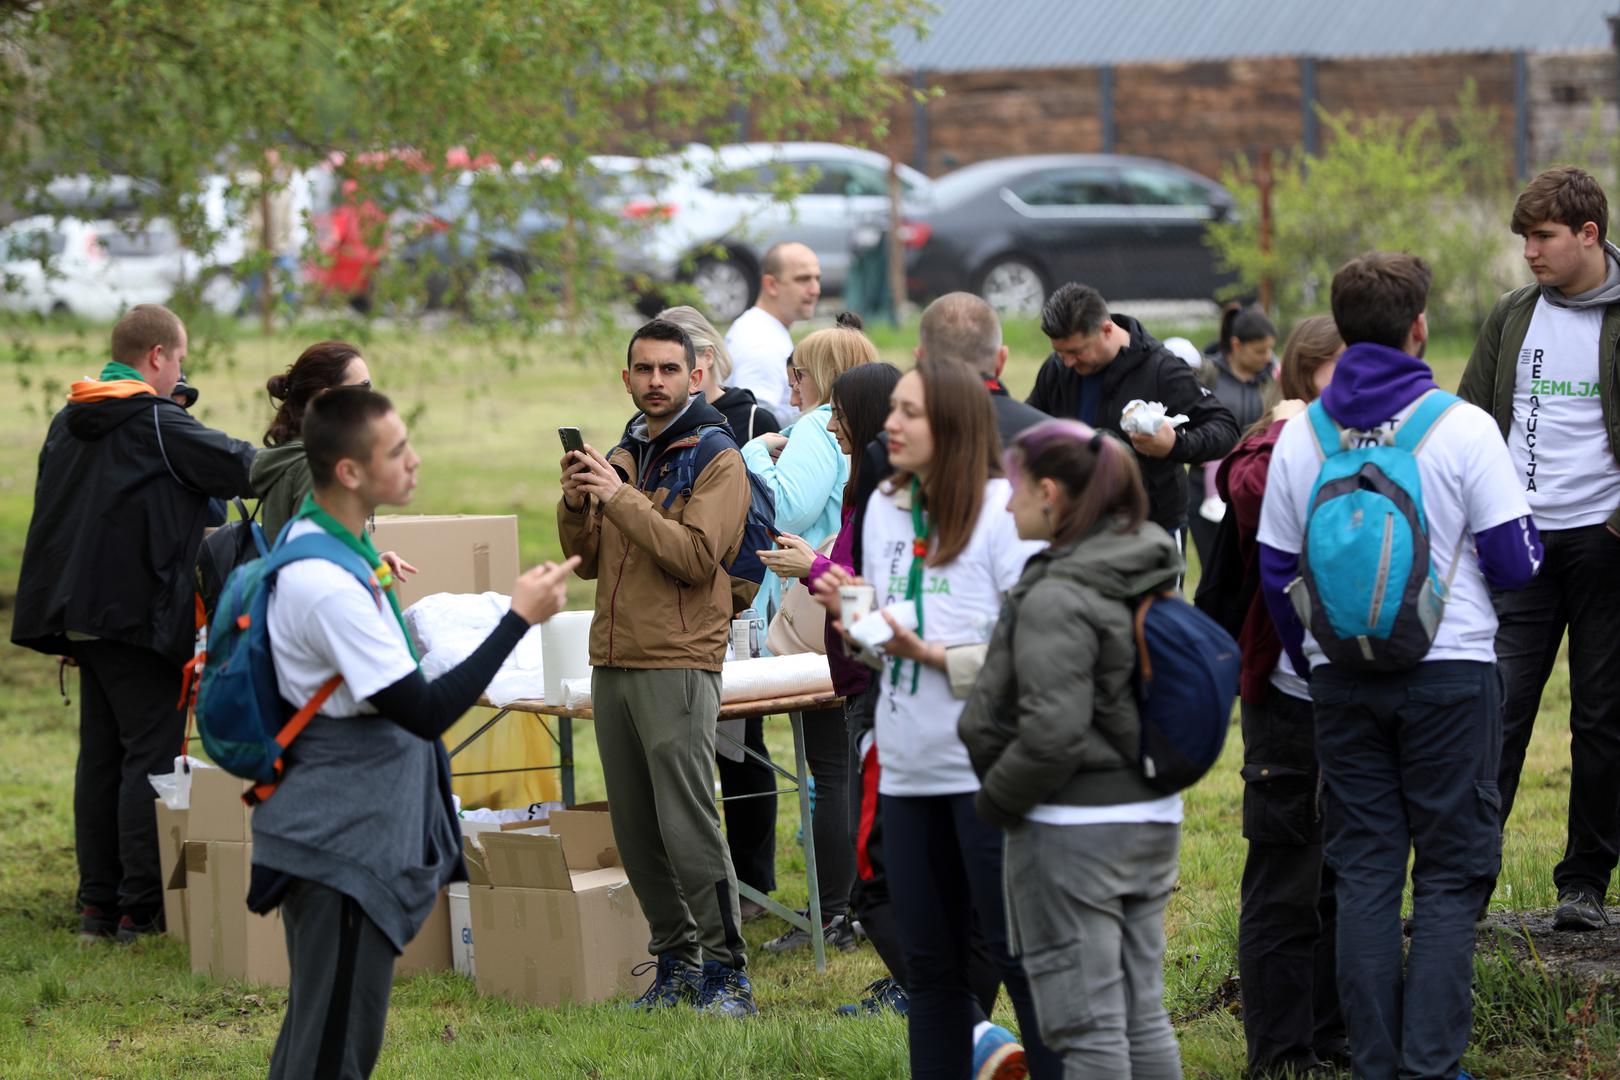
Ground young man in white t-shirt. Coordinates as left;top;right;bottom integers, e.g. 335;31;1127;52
723;241;821;425
1459;165;1620;934
1258;253;1542;1080
250;388;574;1079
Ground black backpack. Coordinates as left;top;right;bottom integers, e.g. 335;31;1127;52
195;497;269;618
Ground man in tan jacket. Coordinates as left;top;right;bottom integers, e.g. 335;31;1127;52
558;318;755;1016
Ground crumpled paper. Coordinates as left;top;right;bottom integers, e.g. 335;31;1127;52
1120;399;1190;436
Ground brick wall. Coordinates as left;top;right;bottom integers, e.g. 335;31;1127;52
847;49;1613;184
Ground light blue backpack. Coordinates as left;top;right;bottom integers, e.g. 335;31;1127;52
1286;389;1465;671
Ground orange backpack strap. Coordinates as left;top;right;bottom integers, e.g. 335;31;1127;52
244;674;344;806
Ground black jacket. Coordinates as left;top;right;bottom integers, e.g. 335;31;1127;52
1026;313;1239;531
712;387;781;445
13;391;257;665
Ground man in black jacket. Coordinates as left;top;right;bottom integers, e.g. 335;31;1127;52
1026;283;1239;538
918;291;1050;443
12;304;257;942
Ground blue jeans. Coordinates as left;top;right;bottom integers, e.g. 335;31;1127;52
1311;660;1502;1080
883;792;1059;1079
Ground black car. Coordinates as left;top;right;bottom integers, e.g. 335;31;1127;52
903;154;1236;314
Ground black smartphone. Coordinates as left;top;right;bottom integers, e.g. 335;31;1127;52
558;426;585;456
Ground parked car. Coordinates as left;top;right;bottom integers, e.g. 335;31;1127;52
902;154;1236;315
0;214;240;320
606;142;933;323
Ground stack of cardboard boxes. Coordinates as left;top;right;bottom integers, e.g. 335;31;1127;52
160;766;451;985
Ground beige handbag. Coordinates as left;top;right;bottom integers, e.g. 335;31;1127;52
764;536;837;656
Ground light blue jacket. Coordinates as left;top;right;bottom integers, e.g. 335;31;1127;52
740;403;849;638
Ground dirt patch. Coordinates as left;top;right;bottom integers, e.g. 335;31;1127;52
1477;909;1620;988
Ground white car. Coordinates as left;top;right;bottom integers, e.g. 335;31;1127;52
0;214;241;321
606;142;932;323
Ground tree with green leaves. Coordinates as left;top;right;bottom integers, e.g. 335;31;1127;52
0;0;924;327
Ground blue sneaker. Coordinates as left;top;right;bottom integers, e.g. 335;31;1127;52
834;976;910;1017
696;960;758;1018
627;954;702;1009
972;1021;1027;1080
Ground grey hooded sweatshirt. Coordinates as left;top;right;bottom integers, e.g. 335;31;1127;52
958;518;1182;823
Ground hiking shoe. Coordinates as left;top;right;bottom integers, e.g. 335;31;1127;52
738;897;768;923
696;960;758;1018
763;913;859;954
79;906;117;944
627;954;703;1009
834;976;910;1018
1553;886;1610;932
972;1021;1028;1080
115;912;163;944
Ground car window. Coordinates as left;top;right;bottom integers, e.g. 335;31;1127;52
1122;167;1210;207
99;223;180;258
704;164;780;194
1010;168;1123;207
1;227;65;260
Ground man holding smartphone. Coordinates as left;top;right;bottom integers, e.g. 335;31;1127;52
556;318;756;1016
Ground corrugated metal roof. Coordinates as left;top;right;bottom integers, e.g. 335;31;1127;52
891;0;1620;71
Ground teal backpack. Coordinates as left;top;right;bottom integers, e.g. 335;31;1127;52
194;532;380;804
1286;389;1465;671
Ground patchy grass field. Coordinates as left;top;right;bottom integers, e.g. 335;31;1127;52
0;315;1611;1078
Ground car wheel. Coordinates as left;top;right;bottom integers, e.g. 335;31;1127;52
466;261;525;319
976;257;1047;317
688;255;755;324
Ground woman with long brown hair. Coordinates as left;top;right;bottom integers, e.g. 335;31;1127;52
252;340;373;541
818;354;1054;1079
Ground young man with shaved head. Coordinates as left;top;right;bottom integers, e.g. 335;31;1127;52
725;241;822;424
13;304;257;943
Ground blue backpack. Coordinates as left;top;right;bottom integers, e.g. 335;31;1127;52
194;532;381;804
1050;569;1239;793
627;423;777;589
1289;390;1463;671
1130;589;1240;792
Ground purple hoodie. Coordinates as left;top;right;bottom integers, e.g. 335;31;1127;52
1259;342;1542;673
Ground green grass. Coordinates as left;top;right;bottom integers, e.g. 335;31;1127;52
0;315;1606;1077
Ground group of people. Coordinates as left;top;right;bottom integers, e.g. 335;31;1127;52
9;164;1619;1080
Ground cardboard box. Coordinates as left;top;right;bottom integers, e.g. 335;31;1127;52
185;838;450;986
187;765;252;844
468;809;652;1007
368;514;520;608
187;841;288;985
154;799;190;944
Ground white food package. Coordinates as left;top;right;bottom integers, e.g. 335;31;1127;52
1120;399;1190;437
147;756;213;810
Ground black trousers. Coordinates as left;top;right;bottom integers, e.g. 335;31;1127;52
801;705;855;919
1493;523;1620;896
1237;685;1344;1077
269;880;395;1080
845;689;999;1011
717;715;777;894
71;639;186;921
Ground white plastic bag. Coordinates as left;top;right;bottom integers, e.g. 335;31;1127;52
147;756;212;810
1120;399;1190;437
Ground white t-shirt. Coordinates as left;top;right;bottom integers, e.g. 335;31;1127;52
266;521;419;718
1257;396;1529;668
1026;794;1184;826
724;306;796;424
862;478;1046;796
1508;297;1620;529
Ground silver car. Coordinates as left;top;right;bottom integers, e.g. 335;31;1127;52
609;142;932;323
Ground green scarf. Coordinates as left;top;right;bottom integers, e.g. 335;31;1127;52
99;360;149;384
290;493;418;662
890;476;929;695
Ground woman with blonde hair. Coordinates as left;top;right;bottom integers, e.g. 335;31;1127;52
658;305;781;444
744;315;877;951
